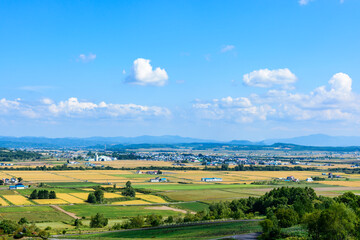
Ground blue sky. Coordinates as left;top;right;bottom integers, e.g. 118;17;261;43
1;0;360;140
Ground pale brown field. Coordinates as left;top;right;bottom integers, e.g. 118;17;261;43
317;181;360;187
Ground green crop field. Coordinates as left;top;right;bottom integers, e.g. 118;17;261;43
67;221;261;240
0;206;73;222
61;205;184;219
172;202;209;212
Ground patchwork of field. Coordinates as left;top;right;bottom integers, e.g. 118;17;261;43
101;160;202;168
1;169;356;185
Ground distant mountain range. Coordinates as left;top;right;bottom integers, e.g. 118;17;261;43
1;134;360;148
263;134;360;147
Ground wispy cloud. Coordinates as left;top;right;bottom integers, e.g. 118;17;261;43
299;0;344;5
204;54;211;61
221;45;235;53
78;53;96;63
20;86;54;92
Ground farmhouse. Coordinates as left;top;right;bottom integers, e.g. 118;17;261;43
9;183;27;190
149;177;167;183
201;177;223;182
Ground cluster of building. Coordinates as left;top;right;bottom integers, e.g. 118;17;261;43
0;163;13;166
86;153;116;162
2;177;19;184
136;170;160;175
201;177;223;182
149;177;167;183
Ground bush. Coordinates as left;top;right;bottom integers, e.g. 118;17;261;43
122;215;144;229
87;193;97;203
90;213;108;228
146;214;162;227
111;223;122;230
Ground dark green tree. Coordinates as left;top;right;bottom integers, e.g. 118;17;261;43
18;217;28;225
146;214;162;227
87;193;96;203
94;189;104;203
90;213;108;228
304;203;358;240
29;190;38;199
275;208;299;228
49;191;56;199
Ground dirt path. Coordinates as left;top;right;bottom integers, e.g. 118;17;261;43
145;205;195;214
51;205;80;219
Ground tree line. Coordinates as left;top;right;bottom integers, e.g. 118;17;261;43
29;190;56;199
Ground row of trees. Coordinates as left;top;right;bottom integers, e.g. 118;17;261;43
29;190;56;199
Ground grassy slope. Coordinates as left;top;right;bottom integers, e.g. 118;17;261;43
0;206;73;222
68;221;261;240
172;202;209;212
61;205;184;219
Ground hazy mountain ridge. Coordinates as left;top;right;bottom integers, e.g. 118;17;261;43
0;134;359;148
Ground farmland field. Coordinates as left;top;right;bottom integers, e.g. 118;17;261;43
68;221;261;240
61;205;184;219
0;206;73;222
2;194;34;205
0;167;359;234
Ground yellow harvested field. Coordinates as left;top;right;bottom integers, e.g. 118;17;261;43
34;199;68;204
57;193;85;204
82;188;94;191
0;197;9;206
69;193;89;200
3;195;33;205
136;193;167;203
112;200;149;205
5;171;74;182
317;181;360;187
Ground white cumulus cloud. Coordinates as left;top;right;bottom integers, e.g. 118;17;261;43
0;97;171;120
243;68;297;88
194;72;360;123
126;58;168;86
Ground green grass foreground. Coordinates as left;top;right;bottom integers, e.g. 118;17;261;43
65;221;261;240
